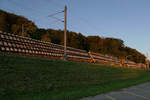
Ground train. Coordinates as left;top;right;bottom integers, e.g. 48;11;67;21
0;31;148;69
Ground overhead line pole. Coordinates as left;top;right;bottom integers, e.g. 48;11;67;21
64;5;67;60
22;24;24;36
146;52;149;69
48;6;67;60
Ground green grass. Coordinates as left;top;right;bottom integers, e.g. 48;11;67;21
0;53;150;100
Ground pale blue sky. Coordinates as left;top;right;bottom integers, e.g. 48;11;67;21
0;0;150;58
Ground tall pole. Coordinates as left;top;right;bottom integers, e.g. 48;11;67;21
64;5;67;60
146;52;149;69
22;24;24;36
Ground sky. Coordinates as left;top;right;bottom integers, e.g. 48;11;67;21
0;0;150;59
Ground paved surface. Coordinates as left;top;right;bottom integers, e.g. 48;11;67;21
79;82;150;100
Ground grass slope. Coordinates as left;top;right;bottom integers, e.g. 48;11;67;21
0;53;150;100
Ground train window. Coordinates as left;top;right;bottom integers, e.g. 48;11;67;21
25;49;28;53
13;37;17;40
50;53;53;55
1;47;5;51
6;47;9;51
35;48;37;50
14;48;17;52
8;42;12;47
37;51;39;54
31;50;34;53
0;34;5;38
17;38;20;41
10;48;13;52
3;42;8;46
28;40;30;43
22;49;25;53
29;50;31;53
10;48;13;51
18;49;21;52
25;39;28;43
0;34;4;38
22;49;26;53
9;36;13;39
36;51;39;54
34;47;36;50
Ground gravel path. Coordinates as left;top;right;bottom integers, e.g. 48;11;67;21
79;82;150;100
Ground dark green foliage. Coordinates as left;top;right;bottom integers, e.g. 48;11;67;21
0;9;146;63
0;9;37;37
29;29;47;40
67;32;89;50
0;10;8;32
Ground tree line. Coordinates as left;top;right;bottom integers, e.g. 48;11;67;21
0;9;146;63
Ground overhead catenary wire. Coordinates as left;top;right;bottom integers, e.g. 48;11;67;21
4;0;125;39
48;6;67;60
48;10;64;17
4;0;64;29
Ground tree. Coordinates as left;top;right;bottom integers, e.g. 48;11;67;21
41;32;51;42
0;9;146;63
0;10;8;32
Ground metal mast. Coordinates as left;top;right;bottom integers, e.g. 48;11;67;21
64;5;67;60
